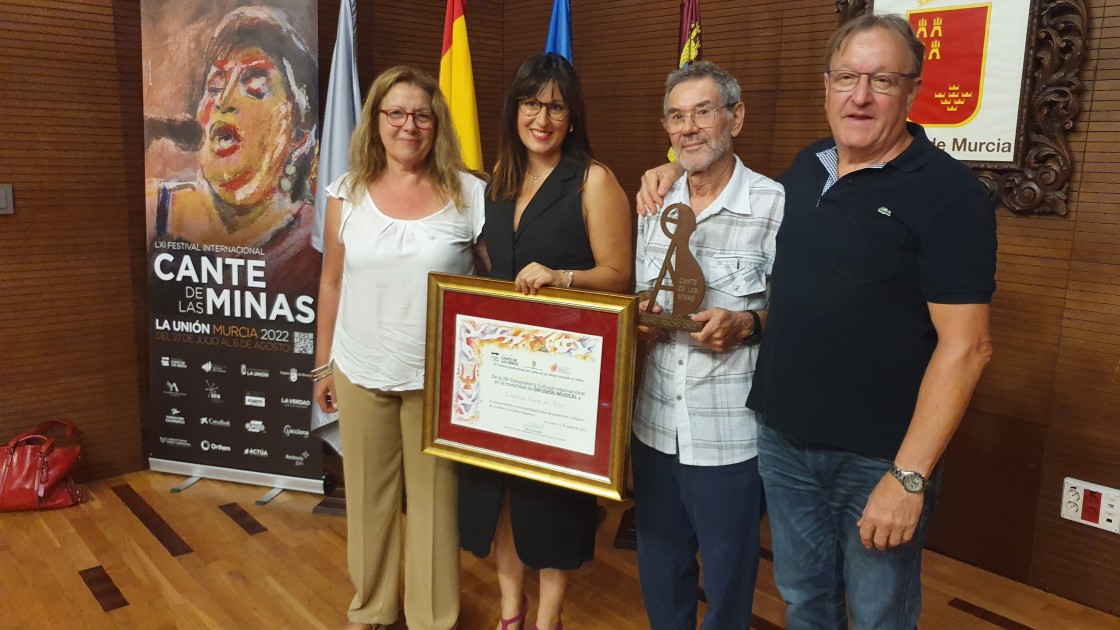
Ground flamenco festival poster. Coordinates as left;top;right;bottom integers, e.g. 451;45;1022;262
142;0;322;489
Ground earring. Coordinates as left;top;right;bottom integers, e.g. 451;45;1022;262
569;124;574;132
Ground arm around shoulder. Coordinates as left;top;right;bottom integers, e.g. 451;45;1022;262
635;161;686;216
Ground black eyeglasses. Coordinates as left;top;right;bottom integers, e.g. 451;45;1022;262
825;70;918;94
380;109;437;129
519;98;570;121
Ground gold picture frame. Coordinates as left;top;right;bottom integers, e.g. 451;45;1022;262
422;273;638;500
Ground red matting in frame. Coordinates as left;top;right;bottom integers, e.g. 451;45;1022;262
436;291;619;479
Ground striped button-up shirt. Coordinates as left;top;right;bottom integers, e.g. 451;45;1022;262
633;156;785;466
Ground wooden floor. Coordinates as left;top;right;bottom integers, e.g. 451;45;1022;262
2;472;1118;629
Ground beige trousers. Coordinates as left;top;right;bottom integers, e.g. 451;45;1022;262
334;367;459;629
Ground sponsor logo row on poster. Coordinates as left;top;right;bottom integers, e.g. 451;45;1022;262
162;380;313;409
157;353;314;468
156;435;313;467
162;407;309;437
161;356;311;381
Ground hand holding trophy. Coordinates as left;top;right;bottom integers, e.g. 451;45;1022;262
638;203;706;333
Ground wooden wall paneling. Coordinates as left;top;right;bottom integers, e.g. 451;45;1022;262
574;0;679;191
942;185;1071;583
366;3;445;81
698;2;784;179
1028;0;1120;615
769;1;834;174
0;0;147;480
924;410;1048;581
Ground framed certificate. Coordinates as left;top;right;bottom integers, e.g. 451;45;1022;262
422;273;638;500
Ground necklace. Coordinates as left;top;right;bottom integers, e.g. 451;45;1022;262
526;162;558;187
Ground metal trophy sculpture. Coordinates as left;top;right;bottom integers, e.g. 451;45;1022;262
639;203;705;333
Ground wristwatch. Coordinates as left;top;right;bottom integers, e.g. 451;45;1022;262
743;310;762;343
889;464;927;493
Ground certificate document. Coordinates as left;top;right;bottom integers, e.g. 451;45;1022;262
451;314;603;455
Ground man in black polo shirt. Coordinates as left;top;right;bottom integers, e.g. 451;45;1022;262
636;11;998;630
744;13;997;629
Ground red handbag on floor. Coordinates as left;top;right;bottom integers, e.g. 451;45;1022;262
0;420;83;511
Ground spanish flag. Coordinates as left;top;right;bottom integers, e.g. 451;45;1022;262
440;0;483;170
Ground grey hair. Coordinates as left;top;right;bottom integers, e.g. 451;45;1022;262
825;13;925;76
662;60;741;115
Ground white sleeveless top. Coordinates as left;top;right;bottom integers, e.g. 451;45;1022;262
326;172;486;391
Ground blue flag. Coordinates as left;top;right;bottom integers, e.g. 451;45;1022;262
544;0;572;62
313;0;361;253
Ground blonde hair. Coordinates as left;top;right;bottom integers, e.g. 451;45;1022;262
348;66;470;208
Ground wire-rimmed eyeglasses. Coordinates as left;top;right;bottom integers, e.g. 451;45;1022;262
380;109;437;130
662;104;734;132
825;70;919;95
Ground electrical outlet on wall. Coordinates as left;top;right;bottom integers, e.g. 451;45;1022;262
1061;477;1120;534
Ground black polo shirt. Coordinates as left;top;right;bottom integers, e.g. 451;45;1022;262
747;123;996;460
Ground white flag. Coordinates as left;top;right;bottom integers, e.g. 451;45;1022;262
311;0;361;449
313;0;361;253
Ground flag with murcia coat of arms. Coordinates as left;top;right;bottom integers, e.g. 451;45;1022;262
907;5;991;127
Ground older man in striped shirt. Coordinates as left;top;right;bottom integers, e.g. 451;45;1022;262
632;60;785;630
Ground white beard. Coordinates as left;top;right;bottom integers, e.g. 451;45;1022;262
676;131;733;173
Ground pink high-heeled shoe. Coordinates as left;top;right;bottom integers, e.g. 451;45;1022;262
499;596;527;630
532;623;562;630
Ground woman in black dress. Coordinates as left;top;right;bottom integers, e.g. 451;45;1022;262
459;53;632;630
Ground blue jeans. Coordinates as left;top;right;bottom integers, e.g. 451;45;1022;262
758;425;936;630
632;435;764;630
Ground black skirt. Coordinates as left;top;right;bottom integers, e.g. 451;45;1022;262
458;464;597;570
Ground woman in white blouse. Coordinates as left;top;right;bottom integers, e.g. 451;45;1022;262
314;66;486;630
